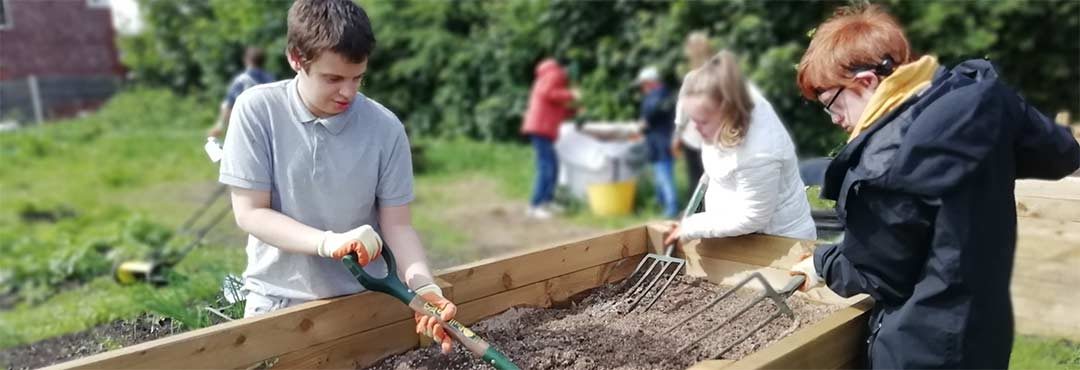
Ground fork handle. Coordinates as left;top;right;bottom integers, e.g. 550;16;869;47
780;275;807;296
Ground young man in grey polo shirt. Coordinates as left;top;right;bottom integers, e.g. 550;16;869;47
220;0;457;354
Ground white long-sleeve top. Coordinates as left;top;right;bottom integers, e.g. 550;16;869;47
679;86;817;241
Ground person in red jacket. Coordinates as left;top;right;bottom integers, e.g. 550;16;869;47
520;58;580;219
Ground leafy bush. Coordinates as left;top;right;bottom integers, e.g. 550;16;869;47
120;0;1078;155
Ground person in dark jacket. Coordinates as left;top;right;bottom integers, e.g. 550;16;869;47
788;5;1080;369
636;66;679;218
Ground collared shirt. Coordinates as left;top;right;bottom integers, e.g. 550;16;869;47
219;78;414;300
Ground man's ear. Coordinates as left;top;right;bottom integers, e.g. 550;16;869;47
853;70;881;90
286;49;304;73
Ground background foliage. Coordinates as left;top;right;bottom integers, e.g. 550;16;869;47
120;0;1079;154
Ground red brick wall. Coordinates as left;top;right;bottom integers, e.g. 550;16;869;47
0;0;124;80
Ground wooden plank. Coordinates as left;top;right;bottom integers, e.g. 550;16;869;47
688;360;734;370
722;297;873;370
50;225;881;370
1016;195;1080;222
1013;236;1080;262
680;242;861;307
265;319;419;370
438;226;646;303
45;291;415;370
1011;286;1080;341
645;223;670;254
1016;217;1080;245
46;227;645;370
267;258;639;369
1011;225;1080;340
684;235;814;270
1015;178;1080;201
643;223;816;265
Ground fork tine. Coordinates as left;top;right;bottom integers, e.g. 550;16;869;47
677;293;767;353
641;260;684;312
625;259;671;312
624;256;661;297
714;310;785;359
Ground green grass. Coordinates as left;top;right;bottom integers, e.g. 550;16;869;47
414;138;675;230
0;89;243;348
806;185;835;210
1011;335;1080;369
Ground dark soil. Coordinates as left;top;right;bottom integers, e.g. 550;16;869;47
0;315;180;370
368;276;838;370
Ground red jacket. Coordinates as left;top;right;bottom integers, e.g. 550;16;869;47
520;59;576;140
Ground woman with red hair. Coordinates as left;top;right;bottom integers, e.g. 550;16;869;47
788;5;1079;369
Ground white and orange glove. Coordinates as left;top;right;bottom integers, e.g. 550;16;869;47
413;283;457;354
315;225;383;265
789;253;824;292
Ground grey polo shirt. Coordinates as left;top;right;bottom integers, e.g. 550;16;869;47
220;78;413;301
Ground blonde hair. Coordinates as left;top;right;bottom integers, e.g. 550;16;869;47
685;31;714;69
680;50;754;148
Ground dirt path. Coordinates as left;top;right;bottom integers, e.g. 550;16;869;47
418;176;609;269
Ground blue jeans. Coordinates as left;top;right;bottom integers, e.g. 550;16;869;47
653;158;679;218
530;135;558;207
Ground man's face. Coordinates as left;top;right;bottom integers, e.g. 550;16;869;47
289;51;367;118
639;80;659;94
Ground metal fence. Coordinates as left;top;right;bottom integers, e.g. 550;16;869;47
0;75;120;125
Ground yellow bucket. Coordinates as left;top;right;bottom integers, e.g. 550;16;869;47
586;180;637;216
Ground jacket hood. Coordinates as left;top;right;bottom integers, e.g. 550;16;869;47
535;59;568;82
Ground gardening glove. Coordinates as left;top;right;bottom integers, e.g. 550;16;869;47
789;253;823;292
315;224;383;265
413;283;457;354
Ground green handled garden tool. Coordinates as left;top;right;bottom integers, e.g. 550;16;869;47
342;249;521;370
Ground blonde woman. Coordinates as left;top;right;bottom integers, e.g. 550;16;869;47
672;32;713;199
664;51;816;245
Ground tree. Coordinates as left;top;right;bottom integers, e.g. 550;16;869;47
120;0;1079;155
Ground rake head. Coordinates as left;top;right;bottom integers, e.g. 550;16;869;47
616;246;685;314
665;272;804;358
614;174;709;314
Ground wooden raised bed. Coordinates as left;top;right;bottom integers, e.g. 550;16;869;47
1012;178;1080;341
45;224;872;370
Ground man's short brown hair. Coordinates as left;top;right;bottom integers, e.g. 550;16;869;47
243;47;266;68
287;0;376;69
796;4;912;100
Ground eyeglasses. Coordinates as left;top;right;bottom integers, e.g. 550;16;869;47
818;56;894;119
821;86;845;117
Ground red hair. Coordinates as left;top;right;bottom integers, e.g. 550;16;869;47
796;4;912;100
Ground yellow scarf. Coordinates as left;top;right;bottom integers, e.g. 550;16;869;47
849;55;939;141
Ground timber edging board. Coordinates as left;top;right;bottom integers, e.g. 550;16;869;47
42;227;647;370
45;225;875;369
